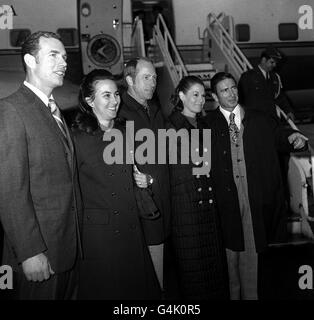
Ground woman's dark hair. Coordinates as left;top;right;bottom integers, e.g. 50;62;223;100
72;69;116;133
171;76;205;112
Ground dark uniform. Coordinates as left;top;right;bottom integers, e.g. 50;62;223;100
238;66;293;120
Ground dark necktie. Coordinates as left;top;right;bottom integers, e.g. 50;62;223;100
143;104;150;118
48;98;68;139
266;72;271;84
229;112;239;144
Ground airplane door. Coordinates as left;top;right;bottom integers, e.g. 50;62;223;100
78;0;123;75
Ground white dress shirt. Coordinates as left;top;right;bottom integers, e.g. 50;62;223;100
23;81;54;107
219;104;242;130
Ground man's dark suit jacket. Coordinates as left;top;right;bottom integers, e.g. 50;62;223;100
200;108;295;253
0;85;82;274
238;67;293;118
117;92;171;245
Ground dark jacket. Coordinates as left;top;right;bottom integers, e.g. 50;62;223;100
117;92;171;245
0;85;82;274
73;123;161;300
238;66;293;118
200;108;295;252
167;110;229;300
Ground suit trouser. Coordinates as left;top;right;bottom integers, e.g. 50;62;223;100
13;262;79;300
226;194;258;300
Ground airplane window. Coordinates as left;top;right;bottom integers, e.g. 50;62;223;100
10;29;31;47
278;23;298;41
235;24;250;42
57;28;78;47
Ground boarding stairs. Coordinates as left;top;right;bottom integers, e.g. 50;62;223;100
204;12;314;242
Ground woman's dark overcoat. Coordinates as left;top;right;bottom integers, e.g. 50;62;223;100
73;123;161;300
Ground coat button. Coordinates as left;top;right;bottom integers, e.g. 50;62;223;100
197;187;202;192
208;187;212;191
204;148;208;152
224;168;228;173
223;150;227;155
111;192;116;196
114;210;119;215
196;175;200;179
206;173;210;178
198;200;203;205
227;187;231;192
209;199;213;204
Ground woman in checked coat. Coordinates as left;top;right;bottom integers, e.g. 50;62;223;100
167;76;229;300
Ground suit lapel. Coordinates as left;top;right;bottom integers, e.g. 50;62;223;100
20;85;73;168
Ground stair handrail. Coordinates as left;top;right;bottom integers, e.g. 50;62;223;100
153;13;188;87
131;16;146;57
206;12;252;78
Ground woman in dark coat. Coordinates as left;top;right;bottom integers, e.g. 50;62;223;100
72;69;160;300
168;76;229;300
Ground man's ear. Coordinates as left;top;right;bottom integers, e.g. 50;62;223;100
212;92;219;103
125;75;134;87
24;54;36;69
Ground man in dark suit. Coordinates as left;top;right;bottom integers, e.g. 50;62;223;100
201;72;307;299
238;46;295;121
118;57;172;295
0;31;82;299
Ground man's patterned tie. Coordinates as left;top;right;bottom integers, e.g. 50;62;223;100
48;98;68;139
229;112;239;144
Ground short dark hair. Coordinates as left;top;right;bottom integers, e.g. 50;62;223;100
171;75;205;111
21;31;61;72
210;72;237;95
123;57;154;82
260;46;282;61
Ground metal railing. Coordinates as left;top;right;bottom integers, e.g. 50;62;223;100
206;12;252;78
131;16;146;58
153;13;187;87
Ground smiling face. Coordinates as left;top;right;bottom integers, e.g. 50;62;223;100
127;59;157;105
87;79;121;122
180;83;205;118
212;78;238;112
26;36;67;96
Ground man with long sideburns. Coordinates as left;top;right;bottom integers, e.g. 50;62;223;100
201;72;307;299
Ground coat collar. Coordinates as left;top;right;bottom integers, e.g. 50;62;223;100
168;109;196;131
122;91;159;120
